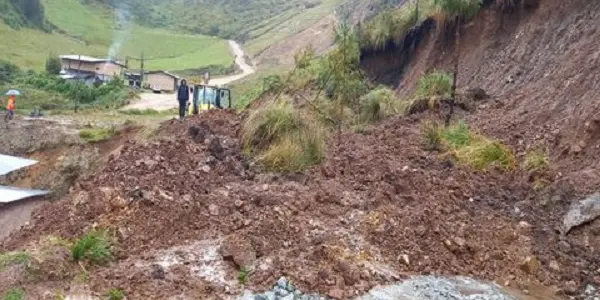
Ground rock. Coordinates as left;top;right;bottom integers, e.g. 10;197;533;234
209;204;219;216
208;138;225;160
276;277;288;289
564;280;579;295
465;87;489;100
549;260;560;272
328;288;344;299
220;234;256;268
558;240;571;253
201;165;212;173
518;221;531;228
150;263;166;279
400;254;410;266
280;294;295;300
570;144;583;154
585;284;597;296
561;193;600;234
520;256;540;274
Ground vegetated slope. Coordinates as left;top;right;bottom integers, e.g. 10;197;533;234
0;0;46;29
0;0;231;71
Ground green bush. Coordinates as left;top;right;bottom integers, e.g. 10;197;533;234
2;288;24;300
242;103;324;172
415;70;453;99
71;230;111;265
45;55;62;75
436;0;482;21
359;86;401;122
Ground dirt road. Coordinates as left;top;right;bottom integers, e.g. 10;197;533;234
124;40;255;111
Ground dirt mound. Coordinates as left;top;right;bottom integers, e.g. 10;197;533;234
3;107;594;298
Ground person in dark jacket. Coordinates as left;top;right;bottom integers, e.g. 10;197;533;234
177;79;190;120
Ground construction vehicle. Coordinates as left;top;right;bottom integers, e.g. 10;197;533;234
189;84;232;114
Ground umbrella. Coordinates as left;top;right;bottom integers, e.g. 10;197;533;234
5;89;21;96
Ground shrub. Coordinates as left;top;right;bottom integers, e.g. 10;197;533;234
242;103;324;172
523;150;549;172
359;86;400;122
422;121;442;151
71;230;111;265
441;120;470;148
2;288;24;300
105;289;124;300
0;251;30;270
45;55;62;75
415;70;453;99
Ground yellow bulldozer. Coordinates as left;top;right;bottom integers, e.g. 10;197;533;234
188;84;232;115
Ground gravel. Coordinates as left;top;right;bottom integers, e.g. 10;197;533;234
242;276;515;300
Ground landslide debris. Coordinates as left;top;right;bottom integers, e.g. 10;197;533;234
2;109;595;299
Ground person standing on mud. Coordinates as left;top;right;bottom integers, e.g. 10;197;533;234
4;95;15;122
177;79;190;120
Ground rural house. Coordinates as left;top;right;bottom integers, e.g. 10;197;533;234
145;70;181;92
59;55;126;83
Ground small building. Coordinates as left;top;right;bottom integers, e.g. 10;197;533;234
59;55;126;82
145;70;181;92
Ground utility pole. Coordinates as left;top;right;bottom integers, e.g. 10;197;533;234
140;51;144;86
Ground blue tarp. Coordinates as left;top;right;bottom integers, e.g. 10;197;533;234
0;154;38;176
0;186;49;203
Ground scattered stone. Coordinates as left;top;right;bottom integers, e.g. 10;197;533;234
518;221;531;228
558;240;571;253
201;165;212;173
520;256;540;275
564;280;579;295
209;204;219;216
327;288;344;299
562;193;600;234
150;263;166;280
220;234;256;268
549;260;560;272
400;254;410;266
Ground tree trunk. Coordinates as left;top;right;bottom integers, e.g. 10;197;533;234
445;17;460;127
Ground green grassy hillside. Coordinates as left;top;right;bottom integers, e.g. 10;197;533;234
0;0;231;72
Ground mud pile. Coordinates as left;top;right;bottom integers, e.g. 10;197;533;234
3;108;597;299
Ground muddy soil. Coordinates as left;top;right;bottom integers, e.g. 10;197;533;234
1;109;595;299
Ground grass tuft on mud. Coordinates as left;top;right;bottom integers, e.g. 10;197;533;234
79;127;120;143
523;150;549;172
423;120;515;170
358;86;402;123
104;289;125;300
0;251;30;270
71;230;111;265
242;103;324;172
1;288;24;300
416;70;453;99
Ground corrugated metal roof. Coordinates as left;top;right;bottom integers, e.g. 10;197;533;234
0;186;49;203
0;154;38;176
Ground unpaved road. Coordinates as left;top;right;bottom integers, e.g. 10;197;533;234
124;40;255;111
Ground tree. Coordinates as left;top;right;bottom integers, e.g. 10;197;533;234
45;54;62;75
435;0;481;126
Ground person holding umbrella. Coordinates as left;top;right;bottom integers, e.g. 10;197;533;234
4;89;19;122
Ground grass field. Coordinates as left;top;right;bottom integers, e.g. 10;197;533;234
0;0;232;71
244;0;341;56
